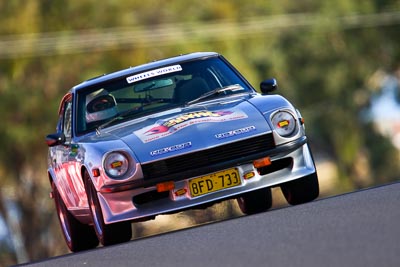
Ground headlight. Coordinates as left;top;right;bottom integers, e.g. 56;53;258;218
104;152;129;178
271;111;296;137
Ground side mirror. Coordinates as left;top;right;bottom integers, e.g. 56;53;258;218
260;78;278;94
46;132;66;147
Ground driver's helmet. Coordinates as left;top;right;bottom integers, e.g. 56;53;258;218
85;89;118;123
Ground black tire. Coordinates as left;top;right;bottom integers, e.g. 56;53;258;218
237;187;273;215
84;172;132;246
52;182;99;252
280;172;319;205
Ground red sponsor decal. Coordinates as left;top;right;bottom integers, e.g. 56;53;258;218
145;110;233;136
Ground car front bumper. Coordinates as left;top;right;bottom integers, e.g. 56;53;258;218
97;138;316;224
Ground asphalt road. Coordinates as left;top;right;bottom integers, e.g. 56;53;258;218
20;182;400;267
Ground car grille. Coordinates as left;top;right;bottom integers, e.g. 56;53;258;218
141;133;275;180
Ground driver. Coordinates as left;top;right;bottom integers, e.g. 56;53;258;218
85;89;118;124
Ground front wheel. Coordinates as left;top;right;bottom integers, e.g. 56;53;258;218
280;172;319;205
52;182;99;252
237;187;273;215
84;172;132;246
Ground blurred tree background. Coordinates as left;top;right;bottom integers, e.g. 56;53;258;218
1;0;400;265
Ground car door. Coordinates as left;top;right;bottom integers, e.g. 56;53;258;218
54;97;85;209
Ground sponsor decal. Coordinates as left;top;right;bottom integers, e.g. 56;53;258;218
135;110;248;143
126;65;182;83
150;142;192;156
215;125;256;139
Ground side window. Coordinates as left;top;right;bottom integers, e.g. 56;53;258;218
63;101;73;140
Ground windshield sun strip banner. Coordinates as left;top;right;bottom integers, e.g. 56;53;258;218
126;65;182;83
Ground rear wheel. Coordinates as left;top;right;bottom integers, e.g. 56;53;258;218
84;172;132;246
280;172;319;205
237;187;273;215
52;182;99;252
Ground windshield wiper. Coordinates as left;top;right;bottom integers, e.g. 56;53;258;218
186;84;245;105
96;108;142;134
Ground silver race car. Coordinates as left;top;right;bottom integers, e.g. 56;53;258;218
46;52;319;251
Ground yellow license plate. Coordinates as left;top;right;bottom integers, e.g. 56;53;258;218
189;168;241;197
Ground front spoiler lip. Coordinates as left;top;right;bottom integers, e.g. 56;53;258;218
100;136;307;193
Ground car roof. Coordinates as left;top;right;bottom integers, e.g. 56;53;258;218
71;52;220;92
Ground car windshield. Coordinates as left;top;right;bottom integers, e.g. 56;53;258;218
76;56;253;134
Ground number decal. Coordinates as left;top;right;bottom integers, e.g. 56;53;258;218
225;173;232;186
218;175;224;187
191;183;199;195
232;171;239;184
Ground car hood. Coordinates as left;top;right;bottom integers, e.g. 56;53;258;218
103;95;280;164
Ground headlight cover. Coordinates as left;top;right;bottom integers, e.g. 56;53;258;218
271;111;297;137
104;152;129;178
